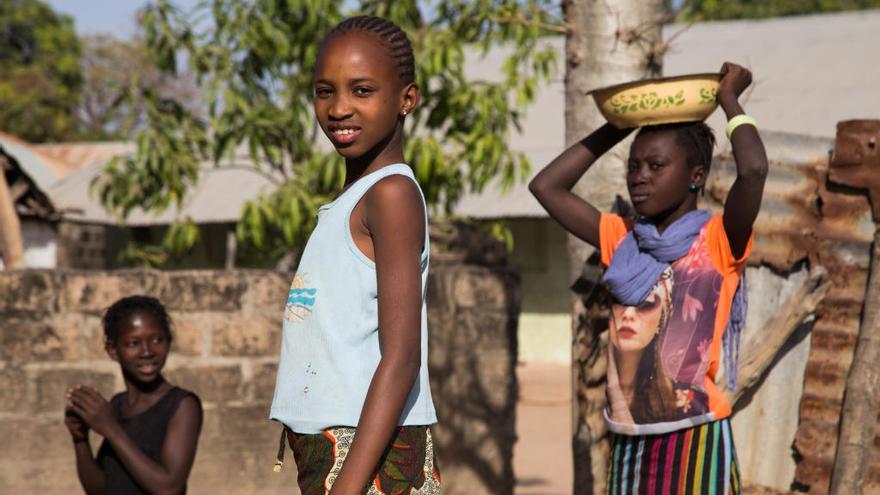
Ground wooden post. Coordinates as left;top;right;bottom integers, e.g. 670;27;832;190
831;229;880;494
828;120;880;495
0;155;25;269
225;228;237;270
719;266;831;406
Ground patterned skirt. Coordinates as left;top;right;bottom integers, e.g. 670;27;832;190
282;425;441;495
607;419;741;495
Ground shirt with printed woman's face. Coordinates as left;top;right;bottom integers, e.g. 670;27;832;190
601;213;750;434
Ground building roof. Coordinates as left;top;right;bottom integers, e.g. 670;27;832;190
0;133;66;218
0;135;274;226
49;161;276;226
454;9;880;218
0;133;73;193
37;142;135;173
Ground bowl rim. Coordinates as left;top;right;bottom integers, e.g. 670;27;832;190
586;72;722;96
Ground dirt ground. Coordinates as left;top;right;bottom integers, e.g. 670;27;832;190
514;362;573;495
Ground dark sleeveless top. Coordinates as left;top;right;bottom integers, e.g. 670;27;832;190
96;387;201;494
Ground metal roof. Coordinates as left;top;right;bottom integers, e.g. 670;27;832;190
702;127;877;493
36;142;134;172
48;161;276;226
0;132;71;193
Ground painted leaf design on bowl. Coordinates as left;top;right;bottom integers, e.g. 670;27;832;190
609;89;689;114
639;92;662;110
699;86;717;104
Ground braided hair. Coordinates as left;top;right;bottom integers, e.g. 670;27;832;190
324;16;415;85
638;122;716;176
102;295;173;345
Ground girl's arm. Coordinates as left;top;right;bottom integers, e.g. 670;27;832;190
72;440;105;494
717;62;769;259
68;387;203;495
529;124;634;247
329;175;426;495
64;406;105;494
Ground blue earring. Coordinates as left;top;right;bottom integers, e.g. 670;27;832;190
689;183;699;192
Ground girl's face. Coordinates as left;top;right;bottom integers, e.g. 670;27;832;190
313;32;415;163
627;130;703;221
106;312;170;384
610;282;669;353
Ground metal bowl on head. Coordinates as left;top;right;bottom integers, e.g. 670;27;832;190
588;73;721;129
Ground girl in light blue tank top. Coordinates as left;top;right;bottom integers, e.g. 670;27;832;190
269;16;440;495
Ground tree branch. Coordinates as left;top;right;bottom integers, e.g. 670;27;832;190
491;12;568;34
0;156;25;268
720;265;832;406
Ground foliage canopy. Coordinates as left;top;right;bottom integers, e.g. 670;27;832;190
95;0;560;266
0;0;83;142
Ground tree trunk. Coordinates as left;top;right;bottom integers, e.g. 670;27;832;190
0;157;25;269
830;228;880;494
563;1;665;493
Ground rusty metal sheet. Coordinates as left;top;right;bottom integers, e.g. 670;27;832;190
35;142;134;177
829;120;880;221
704;129;876;493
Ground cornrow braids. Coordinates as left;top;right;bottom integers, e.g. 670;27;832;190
638;121;716;175
102;295;173;345
325;15;416;85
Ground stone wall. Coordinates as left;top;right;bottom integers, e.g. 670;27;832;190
0;265;520;494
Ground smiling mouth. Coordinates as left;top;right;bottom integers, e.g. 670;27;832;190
137;363;159;374
329;127;362;145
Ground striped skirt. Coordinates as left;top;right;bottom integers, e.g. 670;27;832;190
606;419;741;495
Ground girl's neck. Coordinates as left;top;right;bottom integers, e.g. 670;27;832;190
649;198;698;234
343;124;405;186
122;373;170;399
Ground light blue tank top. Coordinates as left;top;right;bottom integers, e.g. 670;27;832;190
269;164;437;434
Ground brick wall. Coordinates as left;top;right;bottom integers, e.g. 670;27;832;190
56;222;107;270
0;266;519;494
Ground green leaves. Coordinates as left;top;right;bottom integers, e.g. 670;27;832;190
678;0;880;21
100;0;560;266
163;217;200;255
94;90;207;218
236;150;343;254
0;0;84;142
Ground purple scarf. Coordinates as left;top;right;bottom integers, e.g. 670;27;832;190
603;209;747;390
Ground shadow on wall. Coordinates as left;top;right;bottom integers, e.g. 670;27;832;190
0;263;521;495
427;262;521;495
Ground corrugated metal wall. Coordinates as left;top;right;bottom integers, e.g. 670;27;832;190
705;130;876;493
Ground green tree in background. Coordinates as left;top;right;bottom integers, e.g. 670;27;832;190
95;0;559;266
679;0;880;20
0;0;83;142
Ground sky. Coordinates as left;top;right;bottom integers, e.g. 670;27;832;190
45;0;201;36
47;1;686;38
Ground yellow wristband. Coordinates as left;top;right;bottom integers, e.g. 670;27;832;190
726;115;758;140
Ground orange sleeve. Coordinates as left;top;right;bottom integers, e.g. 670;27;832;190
599;213;631;266
705;215;753;275
705;214;753;421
